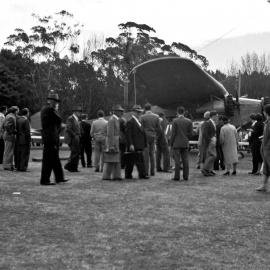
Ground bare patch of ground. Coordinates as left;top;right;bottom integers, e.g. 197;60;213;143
0;150;269;270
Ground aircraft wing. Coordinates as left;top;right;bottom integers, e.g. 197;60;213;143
128;57;228;108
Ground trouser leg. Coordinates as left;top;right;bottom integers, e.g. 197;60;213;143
40;146;53;183
181;148;189;180
85;141;92;166
156;143;162;171
173;149;181;179
0;138;4;164
80;142;86;167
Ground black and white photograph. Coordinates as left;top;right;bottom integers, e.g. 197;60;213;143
1;0;270;269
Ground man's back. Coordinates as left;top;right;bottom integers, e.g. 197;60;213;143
91;118;108;141
141;111;161;138
170;116;193;148
16;116;31;145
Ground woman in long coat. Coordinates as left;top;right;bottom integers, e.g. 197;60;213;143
102;105;124;180
220;116;239;175
257;104;270;192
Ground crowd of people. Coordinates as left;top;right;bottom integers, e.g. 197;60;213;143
1;90;270;192
0;105;31;172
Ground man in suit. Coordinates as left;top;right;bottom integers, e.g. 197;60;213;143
141;103;162;176
125;105;148;179
79;114;92;168
15;108;31;171
102;104;124;180
201;110;218;176
156;112;170;172
214;115;225;171
170;106;193;181
90;110;108;172
64;106;82;172
257;104;270;192
40;91;68;185
2;106;18;171
0;106;7;164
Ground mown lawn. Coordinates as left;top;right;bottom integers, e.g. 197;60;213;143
0;150;270;270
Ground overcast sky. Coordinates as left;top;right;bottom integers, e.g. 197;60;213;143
1;0;270;64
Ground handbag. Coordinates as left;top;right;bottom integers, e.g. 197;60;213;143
103;151;120;163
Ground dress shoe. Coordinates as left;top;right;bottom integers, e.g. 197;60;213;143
163;170;172;173
254;172;261;176
196;165;200;169
232;171;237;175
40;182;56;186
66;168;79;172
95;168;99;172
171;177;180;181
87;165;92;168
157;168;163;172
151;172;155;176
125;175;133;179
113;178;123;181
140;176;149;179
248;171;255;175
183;178;188;181
4;167;14;171
56;179;69;183
256;186;267;192
201;169;211;176
223;171;230;176
102;178;111;180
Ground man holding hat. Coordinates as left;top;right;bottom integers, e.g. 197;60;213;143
40;90;68;185
102;104;124;180
125;105;148;179
64;105;82;172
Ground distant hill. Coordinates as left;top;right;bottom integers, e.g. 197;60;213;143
198;32;270;72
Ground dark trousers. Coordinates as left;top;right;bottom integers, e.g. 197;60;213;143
125;151;146;178
156;141;170;171
0;138;4;164
80;140;92;167
15;144;30;171
251;140;263;173
65;137;80;171
40;145;64;183
119;142;126;169
143;136;155;175
214;144;225;170
173;148;189;180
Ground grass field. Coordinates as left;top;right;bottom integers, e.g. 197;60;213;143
0;150;270;270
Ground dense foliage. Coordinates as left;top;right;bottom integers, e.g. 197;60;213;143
0;11;269;120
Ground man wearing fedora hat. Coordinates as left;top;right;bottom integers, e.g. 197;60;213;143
125;105;148;179
102;104;124;180
64;105;82;172
40;90;68;185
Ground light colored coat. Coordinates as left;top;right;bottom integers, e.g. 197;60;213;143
106;114;120;153
220;123;238;165
90;117;108;142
